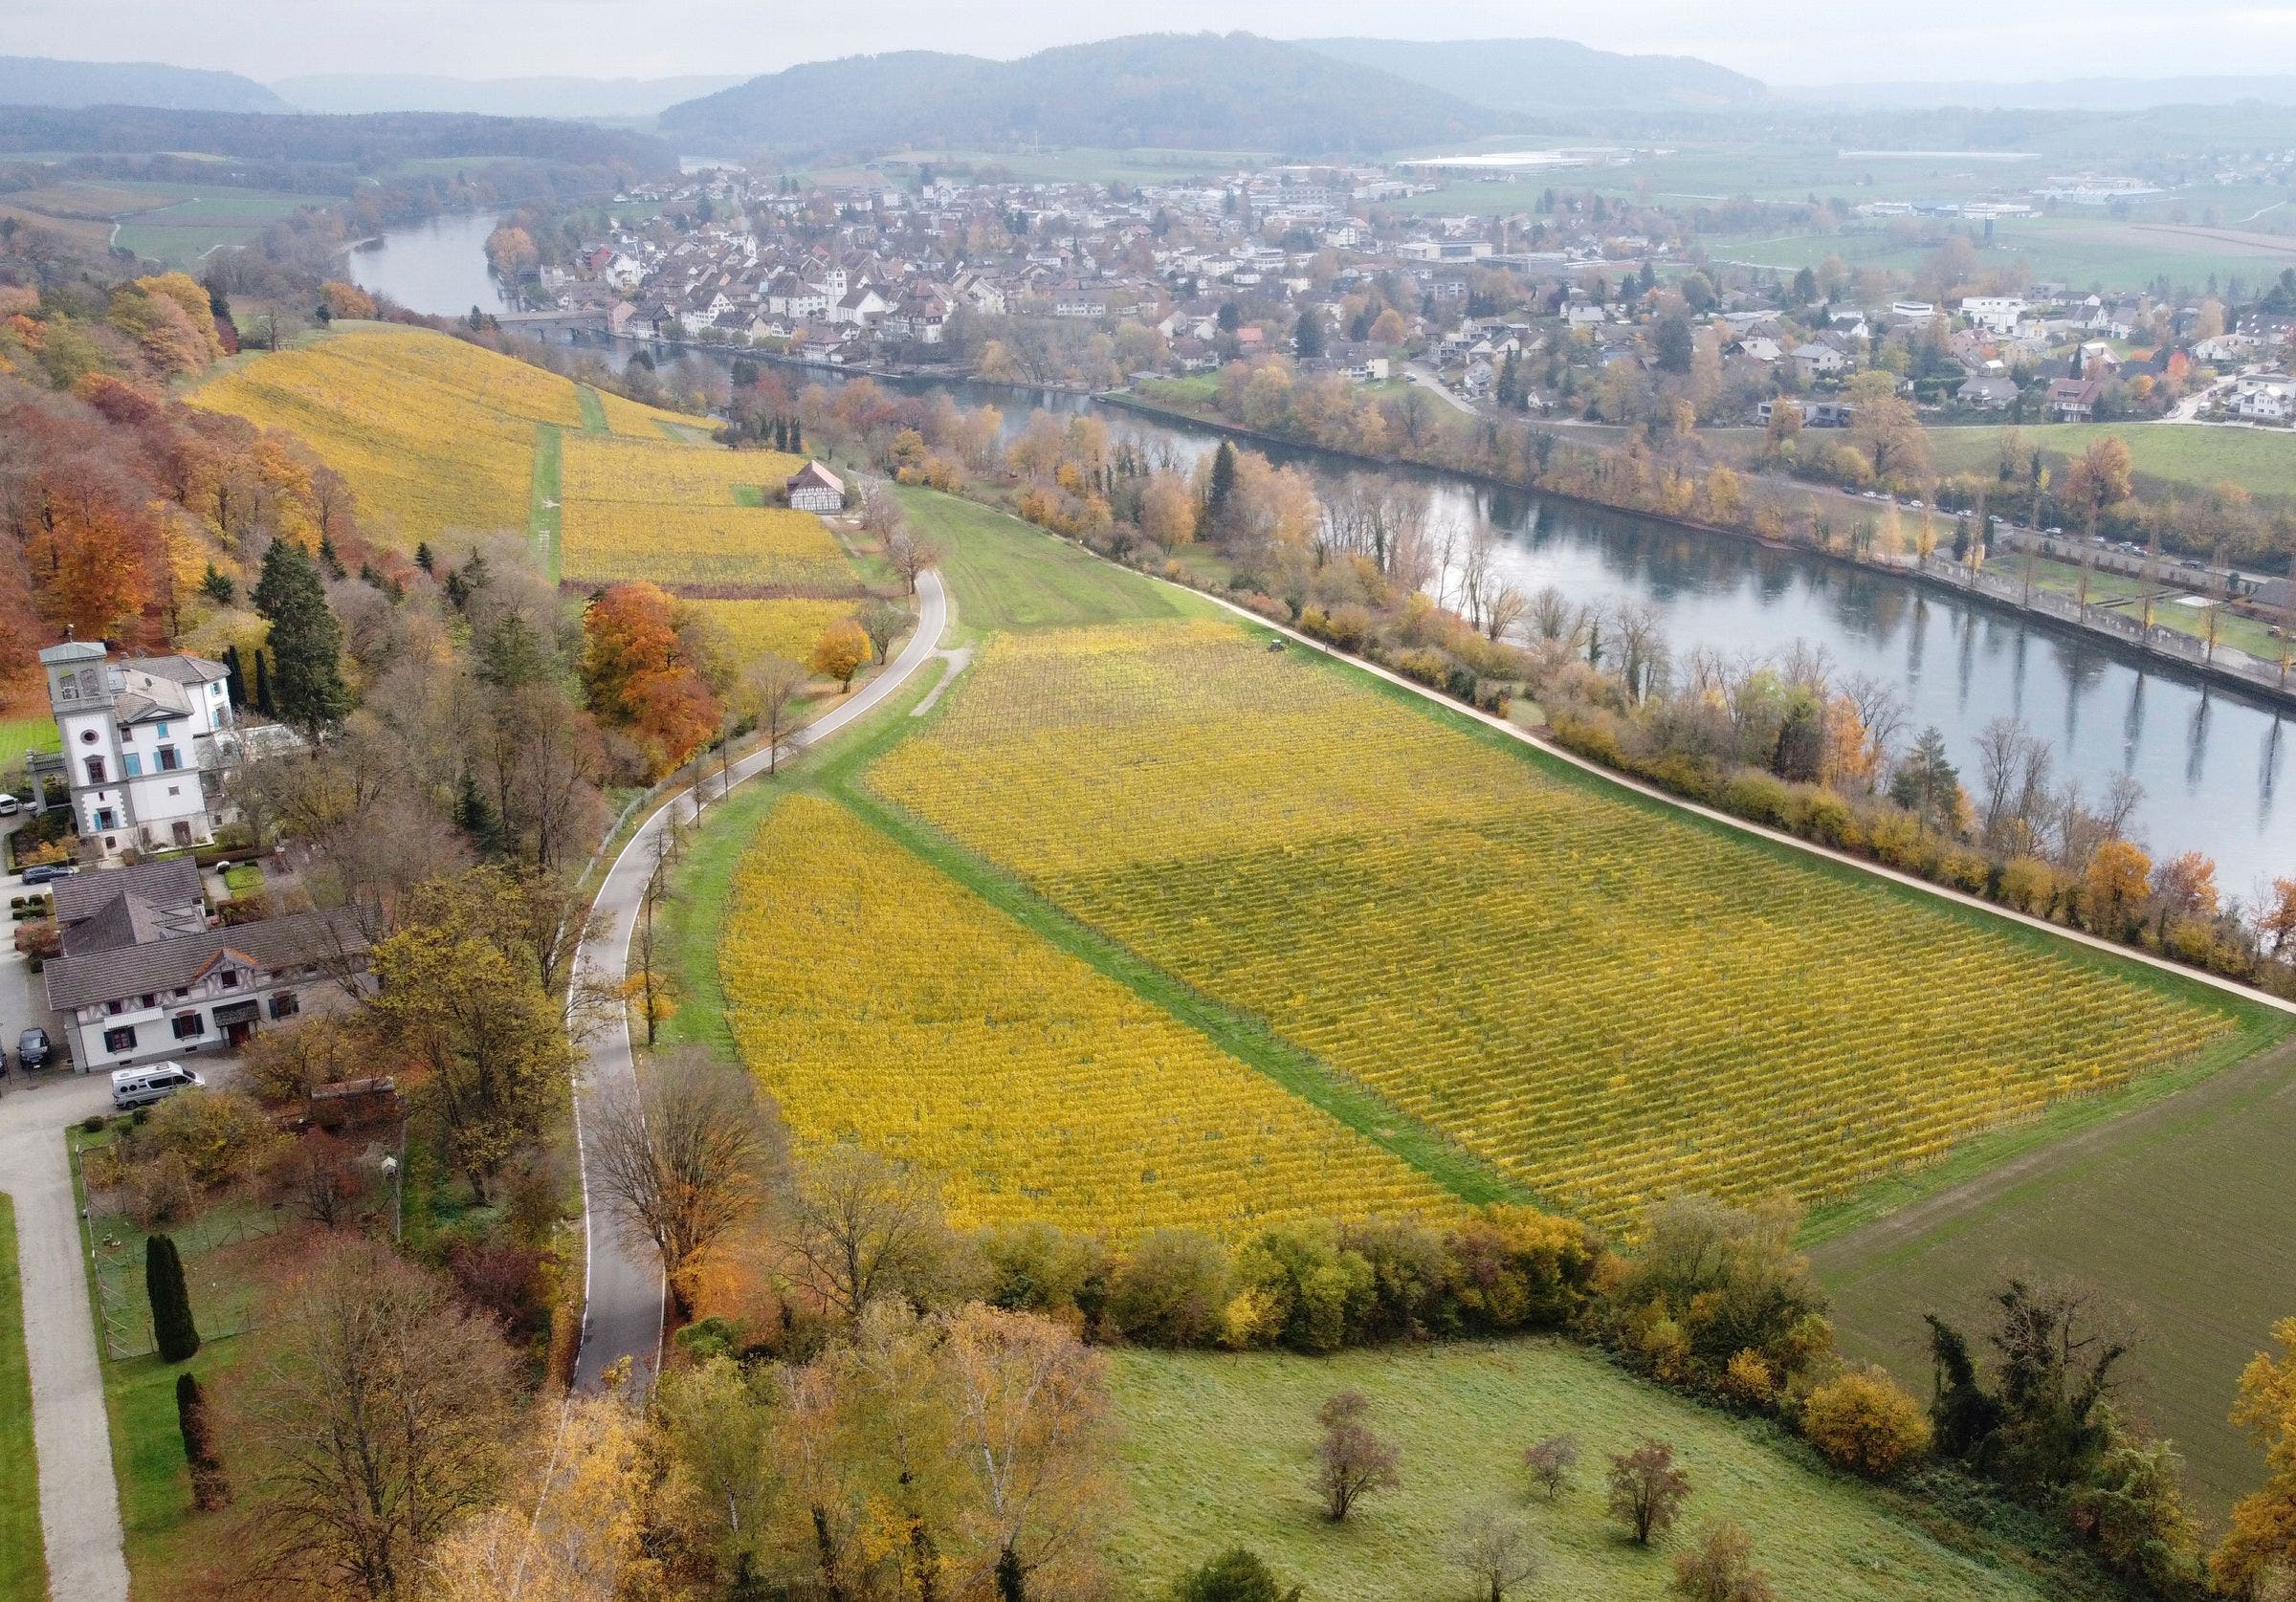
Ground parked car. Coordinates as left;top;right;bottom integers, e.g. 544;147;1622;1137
0;793;18;815
111;1063;202;1110
19;863;76;886
16;1027;52;1070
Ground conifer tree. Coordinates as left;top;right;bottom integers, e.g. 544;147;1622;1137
253;648;274;717
252;538;349;735
220;644;246;710
147;1234;200;1362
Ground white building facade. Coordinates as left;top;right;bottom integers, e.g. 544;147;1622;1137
39;641;236;861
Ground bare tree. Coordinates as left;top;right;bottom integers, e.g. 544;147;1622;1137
1528;585;1576;643
1314;1390;1402;1522
233;1240;517;1599
1839;671;1907;774
1450;1505;1541;1602
740;655;809;777
884;529;941;596
1523;1434;1579;1500
860;486;905;538
1483;582;1530;643
1608;1438;1691;1547
777;1143;960;1323
590;1047;788;1314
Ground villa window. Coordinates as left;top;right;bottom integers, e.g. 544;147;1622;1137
103;1026;137;1053
84;756;106;783
172;1013;203;1041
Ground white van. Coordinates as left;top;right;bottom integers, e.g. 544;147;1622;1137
110;1063;204;1111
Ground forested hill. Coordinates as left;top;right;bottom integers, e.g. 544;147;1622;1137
1303;36;1769;116
656;33;1499;157
0;55;289;113
0;105;676;172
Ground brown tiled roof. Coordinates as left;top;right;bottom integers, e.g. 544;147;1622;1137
44;908;368;1010
50;859;202;928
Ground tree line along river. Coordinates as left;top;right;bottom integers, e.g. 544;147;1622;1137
348;218;2294;890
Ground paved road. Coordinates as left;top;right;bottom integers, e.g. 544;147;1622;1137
1402;361;1480;417
567;569;950;1390
0;999;128;1602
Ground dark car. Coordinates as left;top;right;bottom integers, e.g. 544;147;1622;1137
16;1028;52;1070
19;863;77;887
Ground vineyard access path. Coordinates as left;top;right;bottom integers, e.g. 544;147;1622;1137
567;567;950;1391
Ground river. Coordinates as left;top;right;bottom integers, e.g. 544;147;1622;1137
350;221;2296;889
345;211;520;320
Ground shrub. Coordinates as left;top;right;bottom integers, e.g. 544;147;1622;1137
1231;1221;1376;1353
1722;1349;1777;1408
1720;771;1792;827
1103;1228;1232;1348
147;1088;281;1189
1169;1547;1302;1602
1391;647;1450;689
1671;1520;1775;1602
978;1218;1110;1328
1799;1366;1932;1478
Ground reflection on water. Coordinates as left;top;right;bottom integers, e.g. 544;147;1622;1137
345;212;519;320
347;224;2291;888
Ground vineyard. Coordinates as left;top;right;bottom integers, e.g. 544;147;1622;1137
558;434;857;591
691;599;862;668
869;619;2260;1230
720;795;1455;1238
189;326;552;544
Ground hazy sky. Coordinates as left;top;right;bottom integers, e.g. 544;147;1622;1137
15;0;2296;86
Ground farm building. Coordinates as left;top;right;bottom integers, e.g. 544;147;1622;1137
786;460;847;513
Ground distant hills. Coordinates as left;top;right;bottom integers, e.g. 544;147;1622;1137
0;105;675;171
656;33;1499;157
0;55;289;113
1303;37;1769;115
273;73;748;120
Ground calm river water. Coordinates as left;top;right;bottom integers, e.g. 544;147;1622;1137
353;219;2296;889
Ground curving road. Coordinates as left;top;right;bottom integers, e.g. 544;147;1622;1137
566;568;949;1390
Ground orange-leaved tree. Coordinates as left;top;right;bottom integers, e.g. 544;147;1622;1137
2086;838;2151;933
810;618;870;692
2213;1317;2296;1597
581;582;720;774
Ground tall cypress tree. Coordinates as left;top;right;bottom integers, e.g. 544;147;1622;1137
175;1372;231;1509
146;1235;200;1362
253;648;274;717
220;644;246;710
252;538;349;735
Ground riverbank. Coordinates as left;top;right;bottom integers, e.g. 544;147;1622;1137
1103;388;2296;713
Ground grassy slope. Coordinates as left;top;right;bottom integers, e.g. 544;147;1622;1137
1813;1032;2296;1517
529;422;563;582
0;1196;45;1602
1927;422;2296;500
892;487;1195;637
1112;1342;2064;1602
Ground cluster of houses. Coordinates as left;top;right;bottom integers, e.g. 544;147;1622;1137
522;162;2294;430
20;641;364;1075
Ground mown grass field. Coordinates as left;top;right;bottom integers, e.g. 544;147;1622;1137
1111;1341;2064;1602
1927;422;2296;500
893;486;1195;636
0;1196;46;1602
868;613;2278;1231
1707;214;2296;296
1813;1034;2296;1518
0;713;61;762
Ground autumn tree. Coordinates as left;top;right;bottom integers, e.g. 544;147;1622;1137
366;873;575;1196
1314;1390;1402;1522
581;581;721;774
253;535;349;735
944;1303;1115;1600
884;528;940;595
1799;1368;1931;1477
2064;435;2135;541
810;616;870;691
591;1046;787;1316
234;1240;517;1599
1608;1438;1691;1545
2086;839;2152;933
2216;1317;2296;1597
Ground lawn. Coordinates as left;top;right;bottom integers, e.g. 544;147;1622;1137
0;1196;46;1602
1812;1033;2296;1518
102;1346;243;1601
891;486;1195;636
1110;1342;2069;1602
1926;422;2296;501
220;862;264;897
0;713;61;762
1705;214;2294;296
